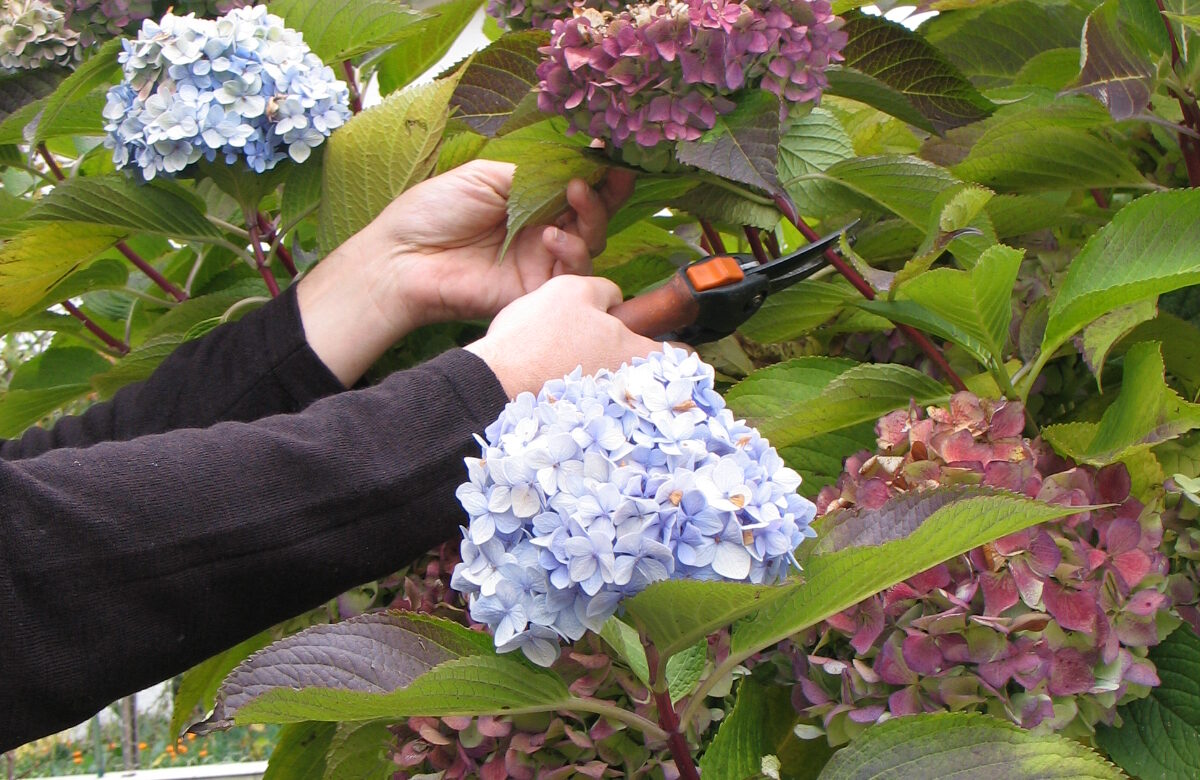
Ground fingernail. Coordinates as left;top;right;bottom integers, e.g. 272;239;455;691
552;227;567;243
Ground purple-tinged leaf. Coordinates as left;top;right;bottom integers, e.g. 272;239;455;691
449;30;548;137
0;66;65;127
675;91;787;203
1061;0;1155;120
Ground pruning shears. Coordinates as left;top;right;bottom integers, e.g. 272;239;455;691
610;222;855;344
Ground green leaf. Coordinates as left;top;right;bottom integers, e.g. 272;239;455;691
856;299;993;366
1042;341;1200;464
739;280;857;343
666;639;707;703
700;680;792;780
777;108;856;220
806;155;960;228
1061;0;1156;120
670;183;781;229
824;67;935;133
1117;313;1200;396
323;721;395;780
0;384;92;438
35;39;120;145
281;147;324;230
726;356;859;421
676;91;786;202
262;722;335;780
0;223;123;316
953;107;1145;192
598;617;650;685
318;75;457;253
435;129;488;174
377;0;484;95
499;144;605;260
0;66;65;127
8;346;110;391
1075;300;1158;389
624;580;793;660
0;87;107;146
1096;627;1200;779
172;630;274;740
202;612;569;727
267;0;429;62
756;363;951;448
26;175;221;242
922;1;1089;88
0;259;127;339
91;337;183;398
1015;48;1087;90
818;712;1123;779
732;487;1085;657
781;423;878;500
449;31;548;137
1041;190;1200;358
834;12;993;134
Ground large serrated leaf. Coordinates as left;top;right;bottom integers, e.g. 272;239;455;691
91;336;183;398
818;712;1123;779
726;356;859;421
0;223;124;316
0;66;65;125
7;346;110;391
25;175;221;242
281;147;324;230
833;12;993;134
731;488;1084;657
700;680;798;780
781;423;878;500
323;721;394;780
498;144;606;260
263;722;335;780
803;155;960;228
34;39;120;145
171;630;274;739
1096;627;1200;779
201;612;569;728
449;30;547;137
1041;190;1200;358
1075;300;1158;389
318;75;457;253
922;1;1089;88
378;0;484;95
676;91;786;201
268;0;429;63
777;108;855;220
755;362;950;449
1061;0;1155;120
739;280;858;344
0;384;93;438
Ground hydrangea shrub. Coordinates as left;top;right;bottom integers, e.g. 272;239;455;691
452;346;816;665
102;4;350;179
0;0;80;72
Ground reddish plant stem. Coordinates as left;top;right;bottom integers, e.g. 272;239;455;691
248;222;281;297
744;226;769;265
780;203;968;392
1089;189;1110;209
37;143;188;302
698;235;713;254
257;212;298;277
762;230;781;259
342;61;363;114
1155;0;1200;186
62;300;129;354
698;220;726;254
644;643;700;780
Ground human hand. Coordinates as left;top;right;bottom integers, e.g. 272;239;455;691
464;275;662;398
297;160;634;386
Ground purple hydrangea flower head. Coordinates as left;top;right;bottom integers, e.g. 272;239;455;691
784;392;1174;739
534;0;846;148
452;346;816;664
487;0;626;31
102;5;350;180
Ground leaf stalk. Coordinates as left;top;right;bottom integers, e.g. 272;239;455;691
247;221;281;297
62;300;129;355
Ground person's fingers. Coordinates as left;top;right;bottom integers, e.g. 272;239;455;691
542;226;593;276
556;274;622;310
566;179;610;256
457;158;516;199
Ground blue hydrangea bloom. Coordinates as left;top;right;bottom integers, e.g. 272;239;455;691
103;5;350;180
451;346;817;665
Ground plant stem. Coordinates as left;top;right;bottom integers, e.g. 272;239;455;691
342;60;363;114
36;143;188;302
248;221;281;297
643;642;700;780
699;220;726;254
567;697;669;742
1156;0;1200;185
1089;189;1109;209
744;226;770;265
62;301;129;355
257;212;298;277
778;200;968;392
206;214;251;239
762;230;781;259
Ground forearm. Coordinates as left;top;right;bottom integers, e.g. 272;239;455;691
0;349;507;751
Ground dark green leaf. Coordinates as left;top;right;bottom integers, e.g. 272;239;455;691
378;0;484;95
834;12;993;133
739;280;857;343
26;175;221;242
281;147;324;230
449;31;547;137
824;67;934;133
35;39;120;145
670;183;780;229
91;337;182;398
323;721;395;780
676;91;786;201
262;722;335;780
726;356;858;421
777;108;855;220
268;0;429;63
0;66;65;126
1061;0;1155;120
700;680;797;780
0;384;92;438
499;144;605;260
666;640;706;703
8;346;111;391
781;423;878;500
818;712;1123;779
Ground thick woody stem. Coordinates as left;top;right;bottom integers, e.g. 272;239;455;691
762;230;781;259
744;226;769;265
62;301;129;355
37;143;188;302
644;642;700;780
342;61;363;114
699;220;726;254
248;222;281;297
778;199;968;391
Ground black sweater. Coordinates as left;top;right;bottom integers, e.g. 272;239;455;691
0;286;509;751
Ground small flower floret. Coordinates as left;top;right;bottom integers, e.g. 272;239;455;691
103;5;350;180
452;346;816;665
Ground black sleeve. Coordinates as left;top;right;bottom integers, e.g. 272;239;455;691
0;348;509;752
0;284;346;460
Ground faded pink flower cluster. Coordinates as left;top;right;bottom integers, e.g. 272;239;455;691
535;0;846;147
487;0;626;31
789;393;1173;738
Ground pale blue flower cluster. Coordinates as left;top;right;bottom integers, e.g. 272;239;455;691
103;5;349;180
451;346;816;665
